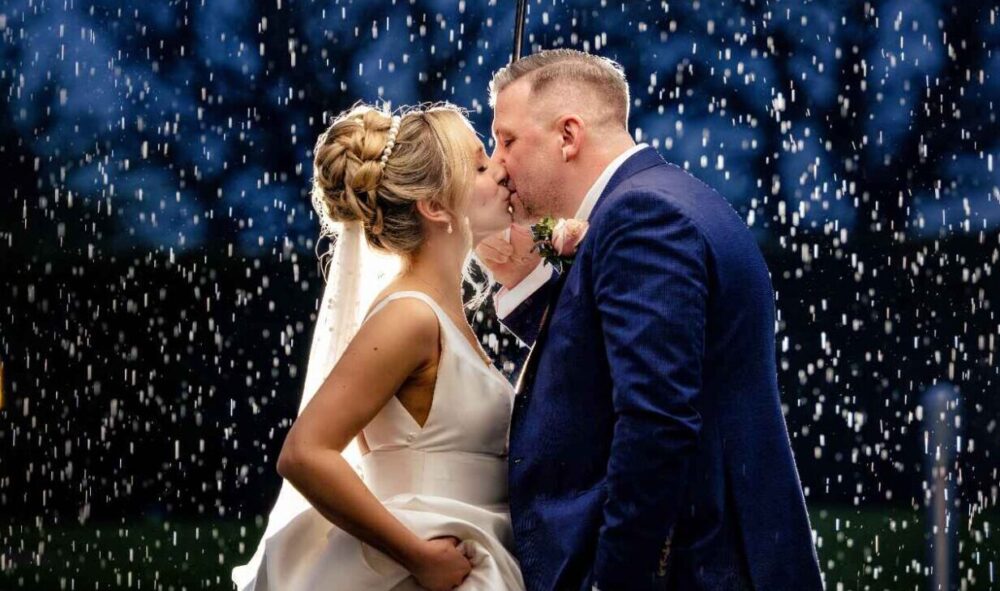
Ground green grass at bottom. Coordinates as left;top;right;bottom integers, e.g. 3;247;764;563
1;518;255;591
810;504;997;591
1;505;997;590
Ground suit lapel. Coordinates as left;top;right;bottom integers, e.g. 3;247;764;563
514;271;567;396
587;146;666;221
513;147;666;397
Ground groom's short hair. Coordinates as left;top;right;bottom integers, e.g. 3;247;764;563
489;49;630;128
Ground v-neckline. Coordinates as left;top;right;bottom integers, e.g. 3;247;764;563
366;291;512;434
432;302;513;390
369;290;512;391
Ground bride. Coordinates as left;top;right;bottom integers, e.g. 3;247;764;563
232;102;524;590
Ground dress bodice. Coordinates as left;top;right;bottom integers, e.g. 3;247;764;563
358;291;515;506
233;293;527;591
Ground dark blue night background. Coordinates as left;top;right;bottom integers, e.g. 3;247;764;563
1;1;998;589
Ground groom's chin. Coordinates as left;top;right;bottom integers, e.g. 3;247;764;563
512;212;532;226
509;194;534;225
512;211;537;227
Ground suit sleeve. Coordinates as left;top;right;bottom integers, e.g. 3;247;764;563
590;192;708;591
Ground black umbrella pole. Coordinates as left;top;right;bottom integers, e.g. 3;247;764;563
512;0;527;61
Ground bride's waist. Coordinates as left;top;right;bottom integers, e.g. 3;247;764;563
360;449;508;506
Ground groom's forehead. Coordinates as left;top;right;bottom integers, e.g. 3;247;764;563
491;121;510;139
491;101;523;138
491;106;516;138
492;83;531;128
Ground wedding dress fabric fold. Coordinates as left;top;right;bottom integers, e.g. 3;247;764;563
233;290;525;591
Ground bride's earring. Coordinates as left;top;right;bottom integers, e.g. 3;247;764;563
447;222;454;234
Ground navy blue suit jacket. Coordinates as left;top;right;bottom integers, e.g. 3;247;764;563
503;147;823;591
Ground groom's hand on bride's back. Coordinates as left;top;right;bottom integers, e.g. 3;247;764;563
475;224;541;288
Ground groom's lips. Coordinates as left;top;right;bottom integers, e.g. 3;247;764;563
508;192;529;218
507;191;516;214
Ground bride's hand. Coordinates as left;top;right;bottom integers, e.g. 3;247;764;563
406;536;472;590
474;224;541;289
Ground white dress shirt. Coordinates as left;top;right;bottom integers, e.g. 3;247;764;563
494;143;649;319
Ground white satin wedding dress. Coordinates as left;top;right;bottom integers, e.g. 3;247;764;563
233;291;526;591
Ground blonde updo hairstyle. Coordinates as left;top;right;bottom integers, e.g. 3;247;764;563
311;102;478;256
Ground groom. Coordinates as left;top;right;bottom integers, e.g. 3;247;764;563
478;49;823;591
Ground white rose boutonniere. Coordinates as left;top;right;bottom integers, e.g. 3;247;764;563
530;217;589;273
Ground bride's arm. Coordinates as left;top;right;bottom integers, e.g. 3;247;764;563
276;298;468;588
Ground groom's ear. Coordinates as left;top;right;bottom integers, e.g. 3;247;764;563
557;114;584;162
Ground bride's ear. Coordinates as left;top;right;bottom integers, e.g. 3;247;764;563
415;199;454;229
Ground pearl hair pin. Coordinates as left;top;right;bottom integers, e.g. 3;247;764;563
379;115;402;168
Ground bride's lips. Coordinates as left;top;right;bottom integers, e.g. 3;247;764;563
504;179;518;214
507;191;527;217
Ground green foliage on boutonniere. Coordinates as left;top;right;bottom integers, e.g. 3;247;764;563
530;216;576;273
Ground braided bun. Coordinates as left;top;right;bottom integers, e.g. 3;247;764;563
311;102;476;256
312;109;389;233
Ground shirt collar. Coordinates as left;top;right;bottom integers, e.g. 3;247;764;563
574;143;649;221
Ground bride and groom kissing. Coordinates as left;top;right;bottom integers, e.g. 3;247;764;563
233;49;823;591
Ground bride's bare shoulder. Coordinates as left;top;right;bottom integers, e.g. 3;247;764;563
356;295;440;355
